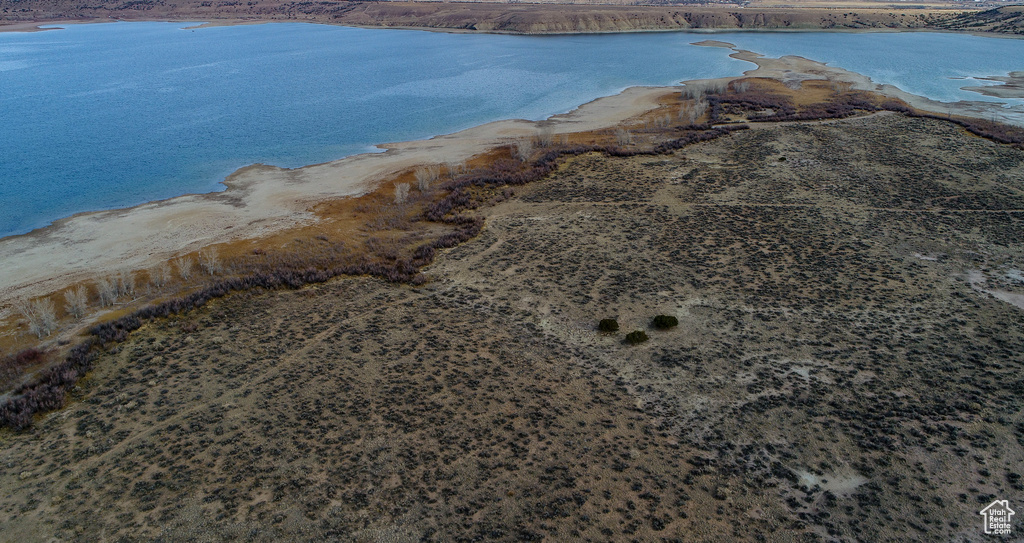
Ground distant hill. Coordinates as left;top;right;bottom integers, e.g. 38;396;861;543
930;5;1024;34
0;0;983;34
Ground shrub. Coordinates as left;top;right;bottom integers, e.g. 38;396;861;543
1;348;45;391
624;331;649;345
598;318;619;332
651;315;679;329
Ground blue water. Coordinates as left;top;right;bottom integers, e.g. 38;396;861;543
2;23;1023;237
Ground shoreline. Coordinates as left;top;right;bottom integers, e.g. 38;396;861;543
2;38;1022;323
0;84;678;316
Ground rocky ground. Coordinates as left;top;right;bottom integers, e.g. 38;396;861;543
1;112;1023;542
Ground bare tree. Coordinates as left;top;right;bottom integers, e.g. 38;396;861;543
150;262;172;288
199;247;222;276
830;80;851;93
63;286;89;319
680;85;704;100
704;80;728;95
16;298;57;338
175;257;194;281
118;270;136;299
679;103;694;123
534;126;555;148
680;99;708;124
96;276;119;307
733;80;751;93
694;99;708;120
414;165;439;192
514;139;534;162
446;161;465;179
394;183;410;205
615;128;632;147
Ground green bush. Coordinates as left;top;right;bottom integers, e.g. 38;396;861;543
598;318;619;333
624;331;649;345
651;315;679;330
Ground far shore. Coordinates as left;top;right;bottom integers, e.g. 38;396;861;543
0;0;1013;38
5;16;1024;42
1;40;1022;327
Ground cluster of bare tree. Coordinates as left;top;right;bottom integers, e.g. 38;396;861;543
11;247;228;344
199;247;222;276
679;99;709;124
415;165;440;192
14;298;57;339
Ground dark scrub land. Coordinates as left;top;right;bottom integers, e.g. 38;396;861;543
2;112;1023;542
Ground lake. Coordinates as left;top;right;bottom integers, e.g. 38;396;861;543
2;23;1023;237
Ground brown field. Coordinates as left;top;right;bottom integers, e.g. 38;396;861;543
2;99;1023;541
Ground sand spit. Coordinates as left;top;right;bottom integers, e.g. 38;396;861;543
692;39;1024;125
962;71;1024;99
0;85;673;315
731;49;1024;126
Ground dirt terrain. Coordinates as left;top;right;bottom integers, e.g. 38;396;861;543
2;110;1023;541
0;0;972;34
